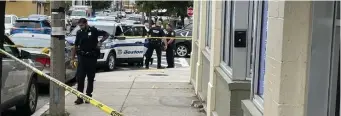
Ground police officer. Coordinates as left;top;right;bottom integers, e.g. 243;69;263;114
145;21;165;69
165;24;175;68
71;18;109;105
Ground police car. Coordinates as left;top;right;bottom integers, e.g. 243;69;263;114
65;20;147;71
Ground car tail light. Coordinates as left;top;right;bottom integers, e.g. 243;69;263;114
11;27;16;31
35;57;50;67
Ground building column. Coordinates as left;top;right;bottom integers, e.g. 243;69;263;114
190;1;199;86
207;1;223;116
195;1;207;96
263;1;312;116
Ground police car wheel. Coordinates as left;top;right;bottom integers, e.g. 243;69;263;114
176;44;189;57
105;53;116;71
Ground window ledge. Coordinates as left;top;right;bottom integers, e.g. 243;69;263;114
215;67;251;90
241;100;263;116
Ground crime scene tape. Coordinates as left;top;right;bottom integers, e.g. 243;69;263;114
0;49;123;116
4;44;50;49
116;36;193;40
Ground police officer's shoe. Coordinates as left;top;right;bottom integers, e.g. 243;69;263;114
85;101;89;104
145;66;149;69
85;94;92;104
74;98;84;105
167;66;174;68
157;66;165;69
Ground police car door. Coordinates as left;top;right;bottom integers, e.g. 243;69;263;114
115;25;145;58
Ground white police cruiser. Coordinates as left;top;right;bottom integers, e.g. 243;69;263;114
65;20;147;71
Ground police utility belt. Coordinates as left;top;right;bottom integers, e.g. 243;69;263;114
76;49;100;58
148;38;161;44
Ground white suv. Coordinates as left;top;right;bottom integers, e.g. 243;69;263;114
5;14;18;35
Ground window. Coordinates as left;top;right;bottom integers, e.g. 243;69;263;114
42;21;51;27
5;17;11;24
71;10;87;17
257;0;268;98
3;36;19;57
123;26;146;36
14;21;41;28
251;1;268;110
221;1;234;67
205;1;212;48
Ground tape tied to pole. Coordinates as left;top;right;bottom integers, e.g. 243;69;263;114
0;49;123;116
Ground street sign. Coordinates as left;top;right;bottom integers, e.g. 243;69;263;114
187;7;193;17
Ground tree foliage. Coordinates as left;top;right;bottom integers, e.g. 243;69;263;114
92;1;112;10
135;1;193;27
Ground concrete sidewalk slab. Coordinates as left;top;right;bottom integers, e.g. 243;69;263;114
131;82;193;89
122;106;205;116
38;67;205;116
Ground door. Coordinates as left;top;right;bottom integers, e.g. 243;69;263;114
1;40;28;103
116;26;145;58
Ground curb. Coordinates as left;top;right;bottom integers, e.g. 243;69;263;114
32;88;72;116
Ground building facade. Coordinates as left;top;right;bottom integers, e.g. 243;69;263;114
6;0;50;17
191;1;340;116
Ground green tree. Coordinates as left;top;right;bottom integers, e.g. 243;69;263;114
162;1;193;28
91;1;112;10
136;1;193;28
135;1;162;25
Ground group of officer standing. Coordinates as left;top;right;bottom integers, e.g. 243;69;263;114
145;21;176;69
71;18;176;105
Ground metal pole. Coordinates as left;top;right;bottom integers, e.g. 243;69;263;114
50;1;66;116
0;2;5;116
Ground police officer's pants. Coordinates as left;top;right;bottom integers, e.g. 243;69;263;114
77;56;97;97
145;43;162;68
166;43;175;67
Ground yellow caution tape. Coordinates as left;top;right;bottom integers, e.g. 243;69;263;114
116;36;192;40
41;47;50;54
71;59;78;68
0;49;123;116
4;44;50;49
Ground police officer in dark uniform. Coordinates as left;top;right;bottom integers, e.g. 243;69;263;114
145;21;165;69
71;18;109;105
165;24;176;68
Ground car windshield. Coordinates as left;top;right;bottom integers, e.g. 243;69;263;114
14;21;41;28
29;15;46;19
128;17;140;21
71;10;86;16
11;37;50;47
5;17;11;24
71;25;114;36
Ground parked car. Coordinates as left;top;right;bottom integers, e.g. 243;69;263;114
10;18;51;35
1;35;39;115
173;29;192;57
117;12;126;18
9;33;76;85
69;10;88;30
66;21;146;71
5;14;18;35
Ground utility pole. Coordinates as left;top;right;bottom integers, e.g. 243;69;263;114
0;2;6;116
50;1;66;116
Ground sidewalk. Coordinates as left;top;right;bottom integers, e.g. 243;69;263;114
42;67;205;116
